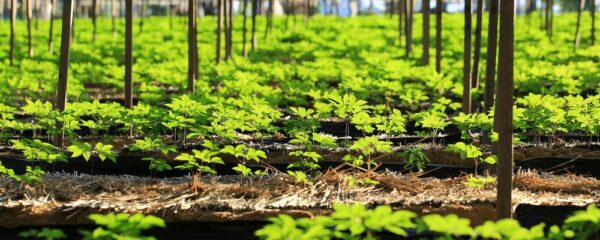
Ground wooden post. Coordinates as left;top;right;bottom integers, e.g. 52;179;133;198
188;0;196;93
112;0;117;36
242;0;249;57
592;0;596;45
223;0;229;60
27;0;33;57
495;0;514;220
422;0;430;65
264;0;273;39
55;0;74;147
169;0;173;29
484;0;499;114
463;0;472;114
251;0;258;49
435;0;442;72
227;0;233;60
9;0;15;66
139;0;146;33
125;0;133;109
471;0;483;89
398;0;403;47
574;0;585;48
405;0;413;58
216;0;223;64
48;0;55;54
92;0;97;43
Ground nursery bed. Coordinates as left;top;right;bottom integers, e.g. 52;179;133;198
4;143;600;178
0;171;597;229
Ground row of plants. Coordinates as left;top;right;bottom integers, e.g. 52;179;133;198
0;15;598;106
256;204;600;240
2;92;600;185
18;212;165;240
14;204;600;240
2;92;600;145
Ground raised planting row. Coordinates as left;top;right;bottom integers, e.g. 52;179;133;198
1;172;600;238
1;93;600;182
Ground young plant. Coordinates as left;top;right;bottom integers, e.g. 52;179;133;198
466;176;496;188
414;111;449;143
11;139;67;164
221;144;268;177
343;136;392;172
129;137;177;176
287;170;313;186
446;142;497;174
400;144;430;172
67;141;117;163
174;140;224;175
344;175;379;188
287;133;336;172
328;93;368;140
80;213;165;240
19;228;66;240
0;160;45;184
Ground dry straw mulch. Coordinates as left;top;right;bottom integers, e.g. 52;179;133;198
0;170;598;227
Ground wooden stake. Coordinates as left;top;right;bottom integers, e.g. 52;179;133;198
92;0;97;43
592;0;596;45
27;0;33;57
422;0;430;65
251;0;257;49
435;0;442;72
574;0;585;48
49;0;55;54
188;0;197;93
495;0;515;220
243;0;249;57
124;0;133;109
55;0;74;147
471;0;483;89
484;0;499;114
9;0;15;66
216;0;223;64
463;0;472;114
405;0;413;58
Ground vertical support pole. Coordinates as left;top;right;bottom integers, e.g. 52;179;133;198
49;0;55;54
422;0;430;65
472;0;483;89
9;0;15;66
125;0;133;109
92;0;97;43
398;0;403;47
405;0;413;57
592;0;596;45
55;0;74;147
169;0;173;29
112;0;117;36
251;0;258;49
462;0;472;114
242;0;249;57
27;0;33;57
435;0;442;72
228;0;234;58
496;0;515;220
484;0;499;114
574;0;585;48
188;0;196;93
216;0;223;64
